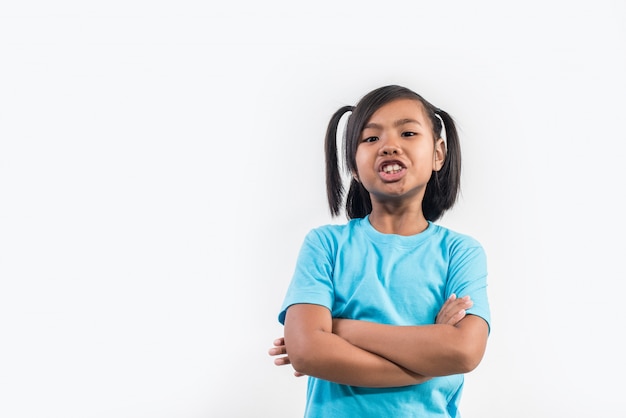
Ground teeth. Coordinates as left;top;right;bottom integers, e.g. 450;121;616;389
383;164;402;173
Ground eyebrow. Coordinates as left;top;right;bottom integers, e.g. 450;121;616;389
364;118;422;130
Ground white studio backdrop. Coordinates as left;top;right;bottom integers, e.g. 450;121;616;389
1;1;625;417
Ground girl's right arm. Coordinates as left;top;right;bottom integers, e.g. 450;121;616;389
283;303;428;388
270;295;472;384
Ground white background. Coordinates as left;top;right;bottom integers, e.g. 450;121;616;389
1;1;625;417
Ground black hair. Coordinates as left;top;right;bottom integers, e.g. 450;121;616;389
324;85;461;221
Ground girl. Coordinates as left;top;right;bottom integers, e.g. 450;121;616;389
268;85;490;417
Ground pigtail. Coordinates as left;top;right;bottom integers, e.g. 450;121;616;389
325;106;354;216
342;102;371;220
345;179;372;219
423;108;462;221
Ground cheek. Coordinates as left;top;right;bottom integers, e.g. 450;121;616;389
354;150;367;172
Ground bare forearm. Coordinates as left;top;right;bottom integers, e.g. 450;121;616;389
333;316;488;377
286;329;427;387
284;304;429;388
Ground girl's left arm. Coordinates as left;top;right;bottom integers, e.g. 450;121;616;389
332;314;488;377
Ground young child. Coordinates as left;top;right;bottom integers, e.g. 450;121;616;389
268;85;490;417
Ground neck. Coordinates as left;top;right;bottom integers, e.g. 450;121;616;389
368;209;428;236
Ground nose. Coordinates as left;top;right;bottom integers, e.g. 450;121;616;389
380;146;399;156
378;133;403;156
379;141;403;156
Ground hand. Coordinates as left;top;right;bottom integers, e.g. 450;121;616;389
268;337;305;377
435;294;473;325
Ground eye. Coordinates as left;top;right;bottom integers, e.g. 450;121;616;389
362;136;379;143
401;131;417;137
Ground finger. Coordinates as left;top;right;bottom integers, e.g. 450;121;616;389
441;293;456;309
436;298;472;324
436;296;455;319
274;356;292;366
445;309;467;325
268;345;287;356
294;371;306;377
455;297;473;311
438;296;460;316
273;337;285;346
445;296;472;312
453;298;472;310
438;309;464;326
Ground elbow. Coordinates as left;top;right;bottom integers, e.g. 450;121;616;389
457;352;482;373
447;323;488;374
285;339;319;375
451;343;486;374
288;351;310;375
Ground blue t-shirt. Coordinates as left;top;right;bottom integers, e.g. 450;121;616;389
278;216;490;418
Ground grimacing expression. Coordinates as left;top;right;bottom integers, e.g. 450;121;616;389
354;99;445;205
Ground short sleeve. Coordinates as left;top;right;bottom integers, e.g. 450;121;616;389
446;239;491;332
277;229;336;324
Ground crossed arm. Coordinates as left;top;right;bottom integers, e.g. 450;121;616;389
269;295;488;388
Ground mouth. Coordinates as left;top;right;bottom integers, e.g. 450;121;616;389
377;160;407;181
379;160;406;174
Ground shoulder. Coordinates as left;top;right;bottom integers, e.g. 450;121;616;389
304;218;364;244
429;223;485;254
430;224;488;280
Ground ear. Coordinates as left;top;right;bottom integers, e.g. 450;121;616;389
433;138;446;171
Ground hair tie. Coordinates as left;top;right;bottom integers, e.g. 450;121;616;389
434;112;447;152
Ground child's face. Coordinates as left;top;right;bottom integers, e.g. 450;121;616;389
355;98;445;206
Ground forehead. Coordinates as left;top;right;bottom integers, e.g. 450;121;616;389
366;98;429;125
